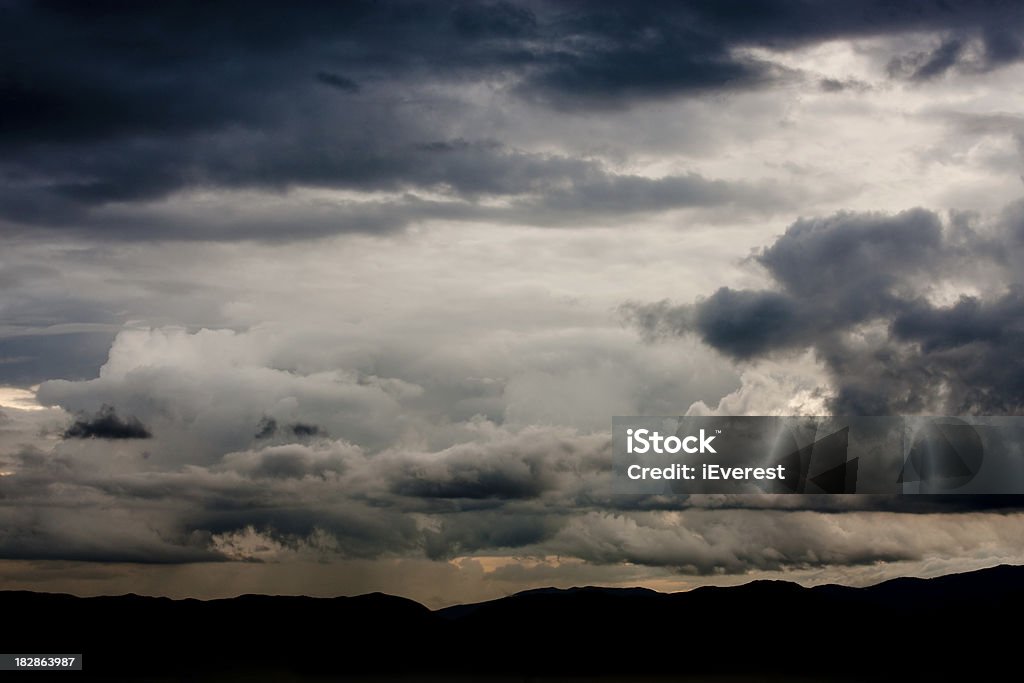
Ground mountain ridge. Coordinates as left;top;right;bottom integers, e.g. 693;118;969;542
4;563;1022;680
8;561;1020;609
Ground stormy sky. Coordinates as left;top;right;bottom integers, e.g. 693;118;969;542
3;0;1024;607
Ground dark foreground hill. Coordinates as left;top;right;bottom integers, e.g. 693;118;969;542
3;564;1023;681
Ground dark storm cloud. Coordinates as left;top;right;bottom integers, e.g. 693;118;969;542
624;205;1024;415
517;0;1024;107
4;1;1024;239
6;1;1019;145
64;404;152;439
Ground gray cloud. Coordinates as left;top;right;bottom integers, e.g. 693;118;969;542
544;508;1024;573
888;30;1024;81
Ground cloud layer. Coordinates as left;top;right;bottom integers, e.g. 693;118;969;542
4;1;1024;602
5;1;1024;240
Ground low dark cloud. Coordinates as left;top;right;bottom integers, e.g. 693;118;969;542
818;77;870;93
290;422;325;438
63;405;152;439
625;205;1024;415
382;432;597;501
253;418;327;440
254;417;277;440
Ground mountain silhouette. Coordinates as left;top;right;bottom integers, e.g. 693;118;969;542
4;564;1023;680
